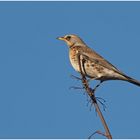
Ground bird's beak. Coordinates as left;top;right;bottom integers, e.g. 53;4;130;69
56;37;65;41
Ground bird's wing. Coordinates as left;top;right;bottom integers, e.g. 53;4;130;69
80;51;140;86
79;46;126;77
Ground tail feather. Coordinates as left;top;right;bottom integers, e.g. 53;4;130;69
124;76;140;87
115;69;140;87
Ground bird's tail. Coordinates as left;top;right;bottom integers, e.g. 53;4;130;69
124;75;140;87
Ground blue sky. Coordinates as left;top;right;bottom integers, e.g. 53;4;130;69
0;1;140;139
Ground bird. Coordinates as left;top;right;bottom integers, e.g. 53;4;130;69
57;34;140;87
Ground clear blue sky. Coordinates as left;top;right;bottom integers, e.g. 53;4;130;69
0;1;140;139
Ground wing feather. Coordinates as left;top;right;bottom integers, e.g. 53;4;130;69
78;46;127;78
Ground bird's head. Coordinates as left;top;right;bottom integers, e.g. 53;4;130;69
57;34;85;47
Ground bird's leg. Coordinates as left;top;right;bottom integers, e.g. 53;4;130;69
87;79;103;93
92;80;103;93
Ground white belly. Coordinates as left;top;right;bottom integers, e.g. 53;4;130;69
69;55;80;72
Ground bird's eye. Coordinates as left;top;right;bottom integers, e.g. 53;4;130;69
66;36;71;41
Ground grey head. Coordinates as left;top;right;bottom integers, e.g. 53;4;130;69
57;34;86;47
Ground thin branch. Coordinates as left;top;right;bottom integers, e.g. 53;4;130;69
88;130;109;139
77;54;112;139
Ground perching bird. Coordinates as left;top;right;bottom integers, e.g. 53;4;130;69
57;34;140;87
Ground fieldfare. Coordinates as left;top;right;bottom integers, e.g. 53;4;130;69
57;34;140;87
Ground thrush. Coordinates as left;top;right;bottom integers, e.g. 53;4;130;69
57;34;140;87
